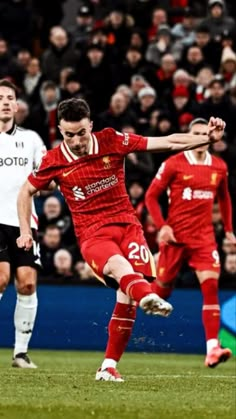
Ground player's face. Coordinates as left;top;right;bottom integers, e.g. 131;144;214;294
0;86;18;123
189;123;209;154
59;118;93;157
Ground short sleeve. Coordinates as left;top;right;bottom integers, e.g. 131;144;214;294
33;131;47;167
28;152;56;190
104;128;148;155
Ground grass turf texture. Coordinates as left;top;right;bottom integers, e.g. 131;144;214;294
0;350;235;419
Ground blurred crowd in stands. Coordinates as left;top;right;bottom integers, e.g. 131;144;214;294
1;0;236;287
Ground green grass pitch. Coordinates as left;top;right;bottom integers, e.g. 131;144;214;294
0;350;235;419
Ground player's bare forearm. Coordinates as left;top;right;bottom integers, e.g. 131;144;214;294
146;117;226;152
146;133;211;152
17;180;37;236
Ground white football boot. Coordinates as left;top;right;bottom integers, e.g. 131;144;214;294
139;293;173;317
95;367;124;382
12;353;37;368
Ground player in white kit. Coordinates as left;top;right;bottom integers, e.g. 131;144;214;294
0;79;46;367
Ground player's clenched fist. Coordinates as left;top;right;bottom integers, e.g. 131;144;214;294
16;233;33;251
208;117;226;142
158;225;177;245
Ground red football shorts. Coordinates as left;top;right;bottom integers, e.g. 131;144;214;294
81;223;156;287
157;242;220;284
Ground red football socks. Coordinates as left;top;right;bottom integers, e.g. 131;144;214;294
151;280;173;299
119;273;153;302
105;302;137;361
200;278;220;340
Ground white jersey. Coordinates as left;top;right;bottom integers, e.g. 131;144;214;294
0;125;46;228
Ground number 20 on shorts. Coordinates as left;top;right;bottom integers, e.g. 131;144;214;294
128;242;150;263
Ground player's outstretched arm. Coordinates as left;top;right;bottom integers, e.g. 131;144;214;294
146;117;226;152
16;180;38;251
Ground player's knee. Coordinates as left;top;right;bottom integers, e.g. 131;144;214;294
16;281;36;295
0;272;10;292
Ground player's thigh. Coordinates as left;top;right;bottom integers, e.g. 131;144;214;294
157;243;185;285
81;228;127;288
120;224;157;281
187;243;220;282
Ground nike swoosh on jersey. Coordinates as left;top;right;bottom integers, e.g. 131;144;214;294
183;175;193;180
62;167;77;177
134;261;145;266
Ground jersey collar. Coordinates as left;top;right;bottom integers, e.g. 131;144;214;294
184;150;212;166
60;134;99;162
1;123;17;136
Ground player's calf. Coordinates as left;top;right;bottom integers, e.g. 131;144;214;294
151;280;173;299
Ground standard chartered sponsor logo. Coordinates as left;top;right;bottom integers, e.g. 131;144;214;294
0;157;28;166
72;175;118;200
85;175;118;195
182;187;213;200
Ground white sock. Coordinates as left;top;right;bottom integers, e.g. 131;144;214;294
14;292;38;357
206;338;219;354
101;358;117;370
0;293;3;301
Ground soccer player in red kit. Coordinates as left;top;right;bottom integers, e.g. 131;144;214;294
145;117;236;368
16;99;224;381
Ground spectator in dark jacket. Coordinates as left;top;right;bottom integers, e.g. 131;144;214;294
181;45;206;76
132;86;160;134
70;4;95;53
119;46;152;86
200;0;235;43
78;43;116;114
96;92;136;131
41;26;80;83
189;24;222;72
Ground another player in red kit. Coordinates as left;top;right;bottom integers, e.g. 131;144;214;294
146;118;236;368
16;99;224;381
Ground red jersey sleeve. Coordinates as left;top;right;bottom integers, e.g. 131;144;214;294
217;165;233;233
28;153;56;190
103;128;148;154
145;159;176;229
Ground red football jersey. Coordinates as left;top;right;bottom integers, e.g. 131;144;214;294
29;128;148;243
146;150;233;245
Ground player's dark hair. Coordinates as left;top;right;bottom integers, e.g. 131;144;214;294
189;118;208;130
0;79;18;97
57;98;90;122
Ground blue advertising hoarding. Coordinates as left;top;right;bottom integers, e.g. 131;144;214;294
0;285;235;354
